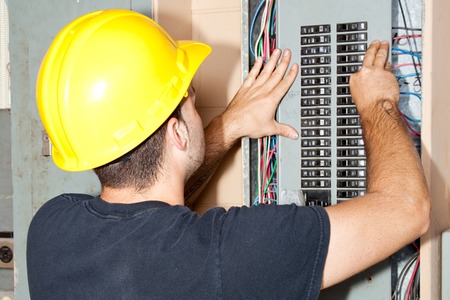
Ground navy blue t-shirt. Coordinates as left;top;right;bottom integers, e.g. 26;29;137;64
27;194;330;299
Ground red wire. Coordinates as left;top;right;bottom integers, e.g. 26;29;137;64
392;63;422;69
393;34;422;41
400;112;421;137
405;256;420;299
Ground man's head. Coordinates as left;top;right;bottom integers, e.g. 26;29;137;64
36;9;211;174
94;85;206;191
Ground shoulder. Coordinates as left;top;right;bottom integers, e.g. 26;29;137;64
222;203;329;229
29;193;94;229
35;193;93;213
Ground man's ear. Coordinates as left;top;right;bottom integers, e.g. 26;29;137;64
166;117;188;151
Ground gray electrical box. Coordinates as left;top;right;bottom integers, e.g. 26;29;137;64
276;0;392;207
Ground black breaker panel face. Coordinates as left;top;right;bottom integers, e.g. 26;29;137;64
276;0;392;206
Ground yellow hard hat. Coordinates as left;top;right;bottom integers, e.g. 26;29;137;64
36;9;211;171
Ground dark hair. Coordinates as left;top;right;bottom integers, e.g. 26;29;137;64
94;105;182;191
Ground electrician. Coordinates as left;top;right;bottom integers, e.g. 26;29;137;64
27;9;430;299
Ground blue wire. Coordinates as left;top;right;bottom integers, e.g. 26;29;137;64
249;0;267;58
403;113;421;123
392;47;422;60
396;73;421;79
400;91;422;101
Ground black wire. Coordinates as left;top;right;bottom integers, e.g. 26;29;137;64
411;264;420;300
393;252;419;299
392;26;422;31
397;0;422;88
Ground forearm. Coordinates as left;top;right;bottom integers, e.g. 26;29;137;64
322;40;430;288
355;85;430;240
362;99;427;198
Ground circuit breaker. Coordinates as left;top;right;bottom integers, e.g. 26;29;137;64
276;0;392;206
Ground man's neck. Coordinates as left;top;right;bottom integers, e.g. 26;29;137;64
100;184;185;206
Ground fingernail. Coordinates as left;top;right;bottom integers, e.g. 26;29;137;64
373;39;380;44
289;131;299;140
256;56;263;62
283;49;289;56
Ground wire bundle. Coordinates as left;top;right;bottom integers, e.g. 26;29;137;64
392;0;423;137
392;244;421;300
250;0;278;205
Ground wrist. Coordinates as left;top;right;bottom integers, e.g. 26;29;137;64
210;110;241;148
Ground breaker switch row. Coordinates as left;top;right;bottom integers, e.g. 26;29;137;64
301;97;331;106
337;148;365;157
337;54;365;64
301;45;331;55
337;180;366;188
302;169;332;178
337;190;365;199
337;138;364;147
301;66;331;76
337;128;363;136
337;65;362;74
302;108;331;117
337;96;353;105
301;118;331;127
301;56;331;65
337;159;366;167
337;117;360;126
337;169;366;178
301;35;331;45
301;77;332;86
337;107;359;115
337;21;368;32
302;149;331;157
302;139;331;147
301;129;331;137
337;43;367;53
302;159;332;168
337;32;367;43
301;24;331;35
302;180;331;188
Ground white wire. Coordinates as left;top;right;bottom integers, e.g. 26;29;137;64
254;0;269;58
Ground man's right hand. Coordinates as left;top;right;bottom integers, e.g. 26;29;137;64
350;40;400;115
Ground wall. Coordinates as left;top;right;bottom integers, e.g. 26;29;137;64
421;0;450;298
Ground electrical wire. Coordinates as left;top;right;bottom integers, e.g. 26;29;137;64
251;0;278;205
250;0;267;58
392;47;422;60
397;0;422;88
392;252;419;299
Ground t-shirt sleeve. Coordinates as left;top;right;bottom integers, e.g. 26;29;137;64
219;204;330;300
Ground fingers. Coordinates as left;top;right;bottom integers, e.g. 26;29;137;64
374;41;389;68
242;56;264;87
276;123;299;140
256;48;283;83
271;63;298;101
362;40;390;68
361;40;380;67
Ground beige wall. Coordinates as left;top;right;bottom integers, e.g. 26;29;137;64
154;0;244;213
421;0;450;298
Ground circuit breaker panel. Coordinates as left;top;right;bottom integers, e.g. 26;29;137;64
276;0;392;206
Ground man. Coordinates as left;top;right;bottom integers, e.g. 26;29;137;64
27;9;430;299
